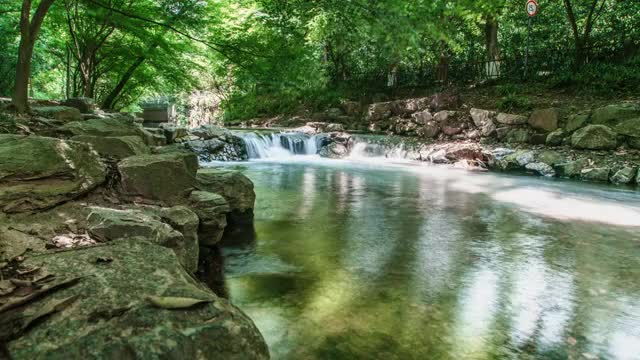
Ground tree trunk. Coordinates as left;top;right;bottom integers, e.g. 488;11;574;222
485;16;500;61
484;16;500;79
101;55;148;110
11;0;56;114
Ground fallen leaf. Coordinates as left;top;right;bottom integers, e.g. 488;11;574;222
147;296;213;309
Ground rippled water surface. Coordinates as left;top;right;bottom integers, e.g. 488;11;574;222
215;158;640;360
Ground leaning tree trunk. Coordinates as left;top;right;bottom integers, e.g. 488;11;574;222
12;0;56;114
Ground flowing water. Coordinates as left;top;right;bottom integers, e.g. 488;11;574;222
213;135;640;360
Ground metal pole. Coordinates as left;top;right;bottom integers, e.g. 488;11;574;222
525;16;531;79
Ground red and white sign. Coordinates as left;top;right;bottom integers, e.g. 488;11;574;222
526;0;538;17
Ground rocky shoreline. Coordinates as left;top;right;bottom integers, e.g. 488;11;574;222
0;100;268;359
256;94;640;188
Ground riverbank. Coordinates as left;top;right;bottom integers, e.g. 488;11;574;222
0;100;268;359
233;93;640;188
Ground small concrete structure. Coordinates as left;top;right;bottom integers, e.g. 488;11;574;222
141;101;176;127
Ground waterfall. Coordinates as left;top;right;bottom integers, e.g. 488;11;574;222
236;132;321;159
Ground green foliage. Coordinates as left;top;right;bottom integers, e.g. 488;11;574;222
550;56;640;94
496;92;532;112
0;0;638;118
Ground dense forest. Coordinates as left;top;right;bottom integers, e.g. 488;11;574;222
1;0;639;118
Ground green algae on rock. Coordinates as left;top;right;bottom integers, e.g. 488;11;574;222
0;135;106;213
7;240;269;360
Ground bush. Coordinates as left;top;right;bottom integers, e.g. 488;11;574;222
550;56;640;94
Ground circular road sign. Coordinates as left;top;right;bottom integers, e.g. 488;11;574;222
526;0;539;17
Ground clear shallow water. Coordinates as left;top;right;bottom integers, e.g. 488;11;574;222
213;158;640;360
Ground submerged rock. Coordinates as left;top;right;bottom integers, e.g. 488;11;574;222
571;125;618;150
7;240;269;360
118;152;198;204
0;135;106;213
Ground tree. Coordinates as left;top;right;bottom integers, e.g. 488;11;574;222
563;0;607;67
12;0;56;113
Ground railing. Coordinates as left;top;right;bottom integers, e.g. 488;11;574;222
336;43;637;90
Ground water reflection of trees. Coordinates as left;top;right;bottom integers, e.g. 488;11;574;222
233;164;640;359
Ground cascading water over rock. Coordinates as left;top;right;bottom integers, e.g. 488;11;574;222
236;132;323;159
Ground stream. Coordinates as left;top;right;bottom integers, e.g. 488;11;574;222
210;133;640;360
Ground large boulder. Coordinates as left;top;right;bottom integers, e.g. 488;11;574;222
7;240;269;359
196;169;256;246
71;135;149;159
188;191;230;247
118;152;198;204
0;135;106;213
571;124;618;150
61;97;96;114
31;106;82;123
591;103;640;127
62;118;143;137
528;108;560;132
196;169;255;214
87;207;196;272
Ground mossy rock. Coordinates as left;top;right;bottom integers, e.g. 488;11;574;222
71;135;149;159
503;128;531;144
196;169;256;246
0;135;106;213
117;153;198;204
571;125;618;150
591;103;640;127
612;117;640;138
528;108;559;132
31;106;82;123
7;240;269;360
537;150;564;166
564;113;590;133
62;118;160;147
87;207;196;272
196;169;255;213
188;191;229;247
